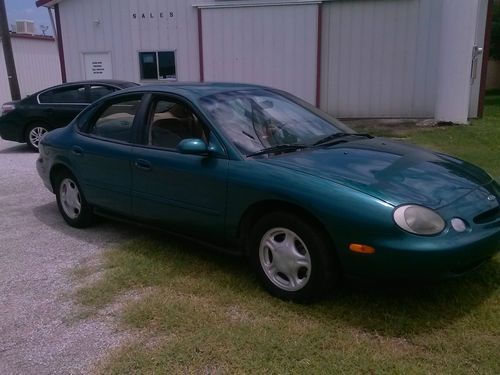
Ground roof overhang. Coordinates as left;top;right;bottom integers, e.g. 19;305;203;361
35;0;62;8
193;0;322;9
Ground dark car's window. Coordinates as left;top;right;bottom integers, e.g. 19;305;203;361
148;99;205;149
88;85;117;102
199;89;352;156
88;98;141;142
39;85;87;104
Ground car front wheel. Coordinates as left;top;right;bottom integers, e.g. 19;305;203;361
26;123;48;151
55;172;94;228
250;212;337;302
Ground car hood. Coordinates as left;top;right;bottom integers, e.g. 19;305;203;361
258;138;493;208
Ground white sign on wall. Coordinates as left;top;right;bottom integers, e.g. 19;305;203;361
83;52;113;80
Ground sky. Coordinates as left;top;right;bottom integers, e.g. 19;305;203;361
6;0;53;36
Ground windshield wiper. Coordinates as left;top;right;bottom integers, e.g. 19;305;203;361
246;144;309;157
312;132;373;147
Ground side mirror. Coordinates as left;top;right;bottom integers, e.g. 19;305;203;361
177;138;208;155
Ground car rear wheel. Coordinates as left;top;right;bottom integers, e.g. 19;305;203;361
55;172;94;228
26;123;48;151
250;211;337;302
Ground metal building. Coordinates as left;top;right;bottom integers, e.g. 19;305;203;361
0;33;62;105
36;0;492;123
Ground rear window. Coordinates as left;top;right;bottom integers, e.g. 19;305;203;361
89;85;117;102
39;85;87;104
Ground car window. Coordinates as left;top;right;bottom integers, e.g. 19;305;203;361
148;99;205;149
88;85;117;102
88;98;141;142
200;89;351;156
39;85;87;104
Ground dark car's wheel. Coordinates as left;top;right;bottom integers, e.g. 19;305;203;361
250;212;337;302
26;123;49;151
55;172;94;228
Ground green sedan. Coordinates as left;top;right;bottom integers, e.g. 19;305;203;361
36;83;500;301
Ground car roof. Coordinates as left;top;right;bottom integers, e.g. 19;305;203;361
38;80;139;92
18;80;138;102
70;79;137;87
116;82;272;100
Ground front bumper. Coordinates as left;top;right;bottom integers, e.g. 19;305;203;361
36;150;54;193
338;182;500;280
339;225;500;280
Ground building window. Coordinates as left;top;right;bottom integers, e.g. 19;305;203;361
139;51;176;80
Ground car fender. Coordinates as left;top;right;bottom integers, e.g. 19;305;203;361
226;160;396;262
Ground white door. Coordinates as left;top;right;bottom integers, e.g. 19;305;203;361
83;52;113;80
469;0;489;118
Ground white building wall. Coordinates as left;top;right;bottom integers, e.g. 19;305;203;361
58;0;200;83
201;3;318;104
435;0;481;123
52;0;487;122
0;36;61;105
320;0;442;118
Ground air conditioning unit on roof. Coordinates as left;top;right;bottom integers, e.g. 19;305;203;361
15;20;35;35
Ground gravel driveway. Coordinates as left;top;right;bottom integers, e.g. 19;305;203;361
0;138;136;374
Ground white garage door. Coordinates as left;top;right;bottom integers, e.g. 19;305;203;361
201;4;319;104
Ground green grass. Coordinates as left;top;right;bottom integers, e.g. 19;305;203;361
74;96;500;374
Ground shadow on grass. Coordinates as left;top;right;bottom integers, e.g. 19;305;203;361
320;261;499;336
83;223;499;339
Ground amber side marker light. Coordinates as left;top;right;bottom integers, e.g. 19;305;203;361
349;243;376;254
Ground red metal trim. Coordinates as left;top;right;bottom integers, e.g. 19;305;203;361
54;4;66;83
315;3;322;108
197;8;204;82
10;33;55;41
35;0;54;8
478;0;493;118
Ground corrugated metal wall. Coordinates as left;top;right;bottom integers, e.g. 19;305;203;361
320;0;442;118
59;0;200;83
0;37;61;104
201;4;318;104
54;0;480;120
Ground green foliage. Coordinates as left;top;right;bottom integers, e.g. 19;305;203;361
490;1;500;60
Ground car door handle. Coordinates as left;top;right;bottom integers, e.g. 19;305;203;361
134;159;152;171
72;146;83;157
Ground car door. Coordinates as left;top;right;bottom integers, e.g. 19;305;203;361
131;95;229;243
37;84;89;128
70;94;145;216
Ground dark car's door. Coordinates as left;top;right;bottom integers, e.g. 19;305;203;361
70;94;145;215
37;84;89;128
131;95;229;242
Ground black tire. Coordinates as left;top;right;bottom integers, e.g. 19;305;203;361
249;211;337;302
26;123;49;152
54;171;94;228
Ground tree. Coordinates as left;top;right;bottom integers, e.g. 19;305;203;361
490;0;500;59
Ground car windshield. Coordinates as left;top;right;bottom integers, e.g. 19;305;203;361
199;89;353;156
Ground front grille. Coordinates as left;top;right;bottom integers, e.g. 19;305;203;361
473;206;500;224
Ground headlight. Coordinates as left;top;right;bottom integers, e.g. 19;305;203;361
393;205;445;235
